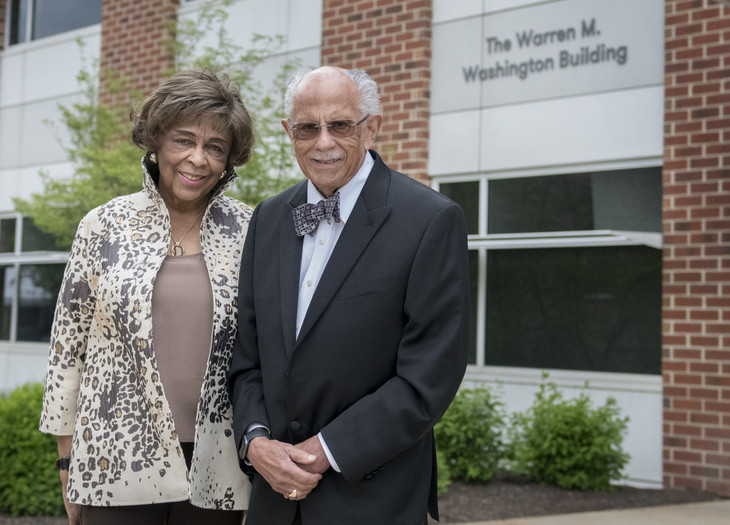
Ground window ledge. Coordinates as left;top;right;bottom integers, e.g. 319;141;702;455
468;230;662;249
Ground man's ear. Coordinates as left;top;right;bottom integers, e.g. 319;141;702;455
363;115;383;149
281;119;294;142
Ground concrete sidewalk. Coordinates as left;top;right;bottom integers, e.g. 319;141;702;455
459;499;730;524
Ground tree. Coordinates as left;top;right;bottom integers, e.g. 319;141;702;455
14;0;301;250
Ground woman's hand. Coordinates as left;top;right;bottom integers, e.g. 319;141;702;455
56;435;80;525
59;468;81;525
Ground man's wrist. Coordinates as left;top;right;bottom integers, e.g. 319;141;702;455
239;427;270;461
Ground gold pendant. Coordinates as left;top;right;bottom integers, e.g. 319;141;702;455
171;242;185;256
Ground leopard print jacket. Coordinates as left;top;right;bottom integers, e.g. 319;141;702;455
40;158;252;509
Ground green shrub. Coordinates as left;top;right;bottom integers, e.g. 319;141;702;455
506;381;630;491
435;387;506;486
0;383;65;517
435;443;452;496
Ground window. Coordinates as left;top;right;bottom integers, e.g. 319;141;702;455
438;166;662;375
0;214;67;343
7;0;102;46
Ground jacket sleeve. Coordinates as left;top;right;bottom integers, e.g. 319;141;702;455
227;204;270;467
39;215;98;436
320;200;470;483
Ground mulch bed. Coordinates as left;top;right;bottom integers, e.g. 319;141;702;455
434;473;728;523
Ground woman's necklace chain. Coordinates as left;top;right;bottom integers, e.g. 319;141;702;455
169;208;206;256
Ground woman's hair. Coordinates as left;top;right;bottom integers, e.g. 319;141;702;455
283;67;381;121
130;69;255;168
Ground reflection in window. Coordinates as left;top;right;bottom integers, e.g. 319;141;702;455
22;217;57;252
9;0;102;45
0;267;15;340
488;167;662;234
16;264;64;342
485;246;661;375
440;181;480;235
0;218;17;253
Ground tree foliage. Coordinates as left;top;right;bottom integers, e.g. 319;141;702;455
14;0;301;250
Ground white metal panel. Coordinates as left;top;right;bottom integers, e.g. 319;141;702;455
287;0;322;51
0;106;22;169
432;0;483;24
20;28;101;103
480;86;664;172
428;110;482;176
18;96;77;167
431;17;483;113
0;52;24;108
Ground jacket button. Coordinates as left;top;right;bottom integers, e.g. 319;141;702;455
289;420;301;431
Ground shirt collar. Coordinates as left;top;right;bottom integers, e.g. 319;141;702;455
305;151;374;223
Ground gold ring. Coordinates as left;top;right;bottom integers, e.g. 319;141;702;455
288;489;297;499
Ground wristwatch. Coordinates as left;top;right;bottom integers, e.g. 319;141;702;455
56;456;70;470
240;427;270;461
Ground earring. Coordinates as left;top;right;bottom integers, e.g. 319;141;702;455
220;169;227;179
149;152;157;164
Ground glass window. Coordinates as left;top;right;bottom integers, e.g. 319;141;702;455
16;264;64;342
0;218;17;253
0;267;15;340
485;246;661;375
488;167;662;234
8;0;102;45
467;250;478;365
9;0;29;45
22;217;57;252
440;181;480;235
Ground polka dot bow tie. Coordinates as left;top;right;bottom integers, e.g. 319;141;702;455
292;191;342;237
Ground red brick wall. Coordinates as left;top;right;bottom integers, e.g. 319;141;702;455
321;0;432;182
99;0;180;107
0;0;6;52
663;0;730;496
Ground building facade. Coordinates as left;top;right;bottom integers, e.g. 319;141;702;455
0;0;728;495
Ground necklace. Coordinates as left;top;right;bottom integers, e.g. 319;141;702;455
169;208;205;256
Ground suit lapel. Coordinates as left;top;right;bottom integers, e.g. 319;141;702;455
281;184;307;357
295;153;392;346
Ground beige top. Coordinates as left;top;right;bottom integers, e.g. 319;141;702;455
152;252;213;443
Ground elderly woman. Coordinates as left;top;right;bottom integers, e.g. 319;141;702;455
39;70;254;525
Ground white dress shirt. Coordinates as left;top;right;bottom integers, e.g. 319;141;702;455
296;151;374;472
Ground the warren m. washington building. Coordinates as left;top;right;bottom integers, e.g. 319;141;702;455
1;0;728;496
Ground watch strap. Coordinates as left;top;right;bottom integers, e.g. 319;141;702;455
56;456;71;470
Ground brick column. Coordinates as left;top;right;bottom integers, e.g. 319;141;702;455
663;0;730;496
321;0;432;182
99;0;180;107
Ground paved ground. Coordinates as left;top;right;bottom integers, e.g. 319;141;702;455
460;499;730;525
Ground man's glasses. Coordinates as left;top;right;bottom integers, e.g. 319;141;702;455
290;115;369;141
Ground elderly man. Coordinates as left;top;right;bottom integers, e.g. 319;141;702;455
227;66;470;524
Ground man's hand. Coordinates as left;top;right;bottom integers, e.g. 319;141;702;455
247;437;322;501
294;435;332;475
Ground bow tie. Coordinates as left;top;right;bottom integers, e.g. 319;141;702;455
292;191;342;237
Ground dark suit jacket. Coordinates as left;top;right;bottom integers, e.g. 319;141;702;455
228;151;470;524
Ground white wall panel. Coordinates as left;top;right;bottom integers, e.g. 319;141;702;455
465;367;663;487
479;86;664;172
